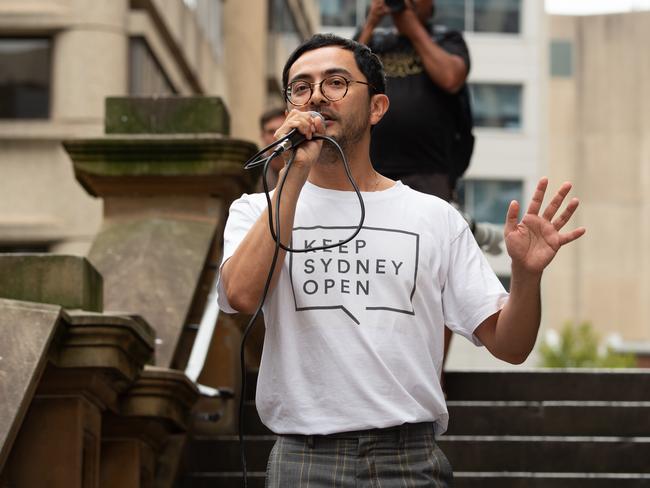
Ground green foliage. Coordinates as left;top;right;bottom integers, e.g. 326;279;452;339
539;321;637;368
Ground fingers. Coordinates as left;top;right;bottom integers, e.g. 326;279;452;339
542;181;572;221
559;226;586;246
504;199;520;235
274;110;322;141
526;177;549;216
552;197;579;231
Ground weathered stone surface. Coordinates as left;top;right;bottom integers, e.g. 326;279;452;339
121;366;200;431
64;135;259;200
4;396;102;488
88;216;218;367
53;310;155;386
105;96;230;135
0;254;103;312
100;438;154;488
0;299;62;471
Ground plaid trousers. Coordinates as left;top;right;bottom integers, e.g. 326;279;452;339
265;422;453;487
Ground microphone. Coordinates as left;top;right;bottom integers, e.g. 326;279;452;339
273;111;325;155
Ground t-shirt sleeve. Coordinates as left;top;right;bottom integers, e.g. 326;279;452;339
437;30;471;73
216;194;264;314
442;211;508;345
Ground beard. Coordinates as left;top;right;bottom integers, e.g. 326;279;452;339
317;104;370;165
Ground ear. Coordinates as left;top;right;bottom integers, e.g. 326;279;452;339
369;93;389;126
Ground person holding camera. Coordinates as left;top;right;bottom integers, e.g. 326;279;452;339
357;0;472;372
357;0;470;203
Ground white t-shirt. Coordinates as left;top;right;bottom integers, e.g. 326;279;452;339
218;181;508;435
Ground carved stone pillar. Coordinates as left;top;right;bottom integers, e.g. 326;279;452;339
63;97;258;372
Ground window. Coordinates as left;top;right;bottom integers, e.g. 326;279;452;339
435;0;466;31
271;0;303;32
469;83;522;129
457;179;523;225
436;0;521;34
0;38;51;119
473;0;520;33
319;0;374;29
318;0;521;34
185;0;225;60
550;40;573;78
321;0;359;27
129;38;176;96
0;244;50;253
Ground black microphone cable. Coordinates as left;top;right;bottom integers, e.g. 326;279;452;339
236;130;366;488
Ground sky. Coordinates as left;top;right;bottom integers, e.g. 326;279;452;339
546;0;650;15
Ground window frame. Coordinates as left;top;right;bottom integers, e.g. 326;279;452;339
469;82;524;131
317;0;523;35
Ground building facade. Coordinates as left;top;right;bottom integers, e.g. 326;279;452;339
0;0;318;255
547;12;650;357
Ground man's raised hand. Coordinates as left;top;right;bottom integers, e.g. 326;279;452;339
504;177;586;275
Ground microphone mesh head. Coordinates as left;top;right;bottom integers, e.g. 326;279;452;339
308;111;325;123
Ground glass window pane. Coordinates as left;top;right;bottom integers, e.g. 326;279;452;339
321;0;364;28
473;0;520;34
0;38;51;119
550;40;573;77
129;38;176;96
435;0;466;32
469;83;522;129
457;179;523;224
270;0;300;32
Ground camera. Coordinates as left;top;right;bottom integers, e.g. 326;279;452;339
385;0;406;13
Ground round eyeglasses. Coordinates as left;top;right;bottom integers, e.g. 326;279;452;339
285;75;374;106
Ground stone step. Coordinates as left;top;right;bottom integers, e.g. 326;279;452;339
446;401;650;436
240;401;650;437
180;472;650;488
245;369;650;402
439;436;650;473
444;370;650;401
179;472;265;488
184;435;650;473
452;473;650;488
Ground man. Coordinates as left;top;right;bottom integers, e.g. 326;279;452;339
218;34;585;487
257;107;287;190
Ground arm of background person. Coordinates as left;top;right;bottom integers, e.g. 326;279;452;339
392;5;468;93
357;0;391;45
474;178;586;364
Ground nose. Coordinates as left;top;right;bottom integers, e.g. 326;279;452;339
309;81;329;107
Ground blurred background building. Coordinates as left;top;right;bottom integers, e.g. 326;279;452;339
546;11;650;365
0;0;318;255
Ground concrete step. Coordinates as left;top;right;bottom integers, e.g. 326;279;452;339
444;370;650;402
241;400;650;437
180;471;650;488
179;472;265;488
446;401;650;436
245;369;650;402
438;436;650;473
452;473;650;488
184;435;650;474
